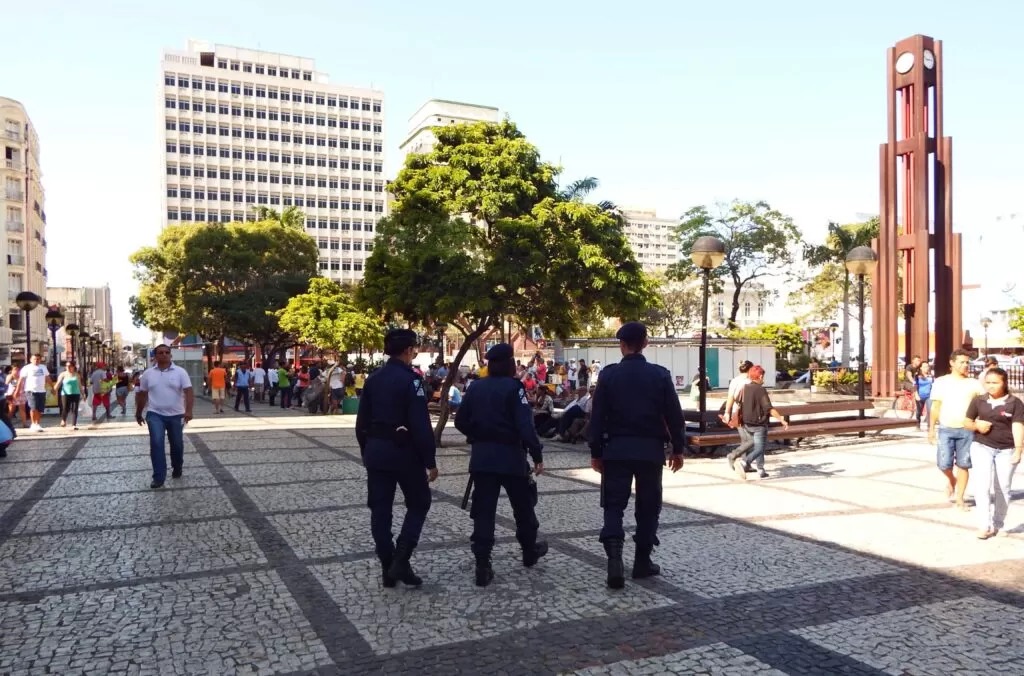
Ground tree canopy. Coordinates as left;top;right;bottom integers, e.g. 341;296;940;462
277;277;385;356
669;200;802;328
641;274;702;338
360;119;657;440
129;220;319;356
793;218;879;363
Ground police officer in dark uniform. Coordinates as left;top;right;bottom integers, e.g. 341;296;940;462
588;321;686;589
355;329;438;588
454;343;548;587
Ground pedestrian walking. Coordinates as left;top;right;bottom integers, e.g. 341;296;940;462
928;349;985;509
267;362;279;405
587;322;687;589
276;364;292;409
964;367;1023;539
135;345;194;489
208;361;228;414
355;329;437;588
234;363;252;412
722;361;754;474
728;365;789;480
454;343;547;587
115;367;131;416
14;354;52;432
252;362;266;402
55;362;83;430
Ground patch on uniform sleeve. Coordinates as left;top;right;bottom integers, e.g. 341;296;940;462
412;379;425;397
518;385;528;405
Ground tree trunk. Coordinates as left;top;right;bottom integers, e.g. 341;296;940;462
729;283;742;329
840;271;851;366
432;319;491;445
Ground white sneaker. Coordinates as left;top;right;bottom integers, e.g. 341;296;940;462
32;423;43;432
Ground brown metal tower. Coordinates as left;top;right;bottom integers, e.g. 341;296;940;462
874;34;963;395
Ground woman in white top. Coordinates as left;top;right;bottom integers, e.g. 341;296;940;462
722;361;756;475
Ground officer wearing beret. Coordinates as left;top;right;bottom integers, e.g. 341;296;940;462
454;342;548;587
356;329;438;588
588;321;686;589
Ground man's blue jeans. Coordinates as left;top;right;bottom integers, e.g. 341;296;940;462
147;411;185;482
741;424;769;470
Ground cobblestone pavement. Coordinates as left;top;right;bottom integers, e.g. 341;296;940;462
2;402;1024;674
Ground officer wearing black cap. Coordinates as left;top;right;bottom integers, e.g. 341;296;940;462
356;328;438;588
588;321;686;589
454;342;548;587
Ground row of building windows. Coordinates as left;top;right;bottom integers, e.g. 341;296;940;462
169;178;382;191
167;162;383;175
163;101;382;129
167;192;384;210
167;208;378;228
313;240;372;251
163;78;380;111
714;302;766;318
210;62;312;80
165;116;381;133
165;139;382;154
319;261;365;272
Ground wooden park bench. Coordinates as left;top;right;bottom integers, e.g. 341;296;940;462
688;399;918;451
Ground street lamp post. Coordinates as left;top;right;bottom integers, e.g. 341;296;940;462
435;322;448;364
829;323;839;364
845;246;879;425
980;317;992;358
15;292;41;365
65;323;80;365
690;236;727;434
45;306;65;375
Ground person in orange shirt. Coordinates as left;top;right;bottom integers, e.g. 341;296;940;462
208;361;228;414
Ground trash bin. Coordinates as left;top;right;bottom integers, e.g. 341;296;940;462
341;397;360;415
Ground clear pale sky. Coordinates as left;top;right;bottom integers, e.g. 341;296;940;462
2;0;1022;341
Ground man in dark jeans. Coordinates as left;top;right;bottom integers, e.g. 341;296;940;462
730;365;788;480
234;363;252;412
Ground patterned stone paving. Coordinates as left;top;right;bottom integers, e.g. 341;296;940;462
0;408;1023;674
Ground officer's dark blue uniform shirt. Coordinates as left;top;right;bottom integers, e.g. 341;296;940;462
454;376;543;475
355;358;436;471
587;354;686;462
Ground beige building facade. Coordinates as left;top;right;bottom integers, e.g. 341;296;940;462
160;40;386;282
2;96;47;364
621;209;679;273
399;99;500;162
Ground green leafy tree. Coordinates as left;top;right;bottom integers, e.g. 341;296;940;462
130;220;319;361
642;274;702;337
277;278;385;356
252;205;305;229
800;218;879;364
361;120;657;442
730;323;805;357
669;200;802;329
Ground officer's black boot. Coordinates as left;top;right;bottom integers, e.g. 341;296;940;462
386;539;422;587
376;547;397;588
521;540;549;568
474;553;494;587
604;538;625;589
631;544;661;579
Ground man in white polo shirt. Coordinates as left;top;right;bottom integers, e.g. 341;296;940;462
135;345;194;489
14;354;52;432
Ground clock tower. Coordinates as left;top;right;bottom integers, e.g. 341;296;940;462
873;34;963;394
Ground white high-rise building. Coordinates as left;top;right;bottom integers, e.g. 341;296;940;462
620;209;680;273
399;99;500;162
160;40;386;282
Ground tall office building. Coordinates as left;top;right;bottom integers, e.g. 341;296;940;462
620;209;680;273
160;40;386;282
399;99;500;162
2;96;47;364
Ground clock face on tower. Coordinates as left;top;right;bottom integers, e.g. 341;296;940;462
923;49;935;69
895;51;915;74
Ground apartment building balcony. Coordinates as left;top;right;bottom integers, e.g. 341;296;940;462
3;130;20;141
7;254;24;265
6;220;23;232
4;159;22;170
7;290;20;300
4;189;24;201
0;327;12;347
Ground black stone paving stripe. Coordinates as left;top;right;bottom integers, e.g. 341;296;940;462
728;631;890;675
190;433;375;666
289;430;365;464
0;437;87;540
